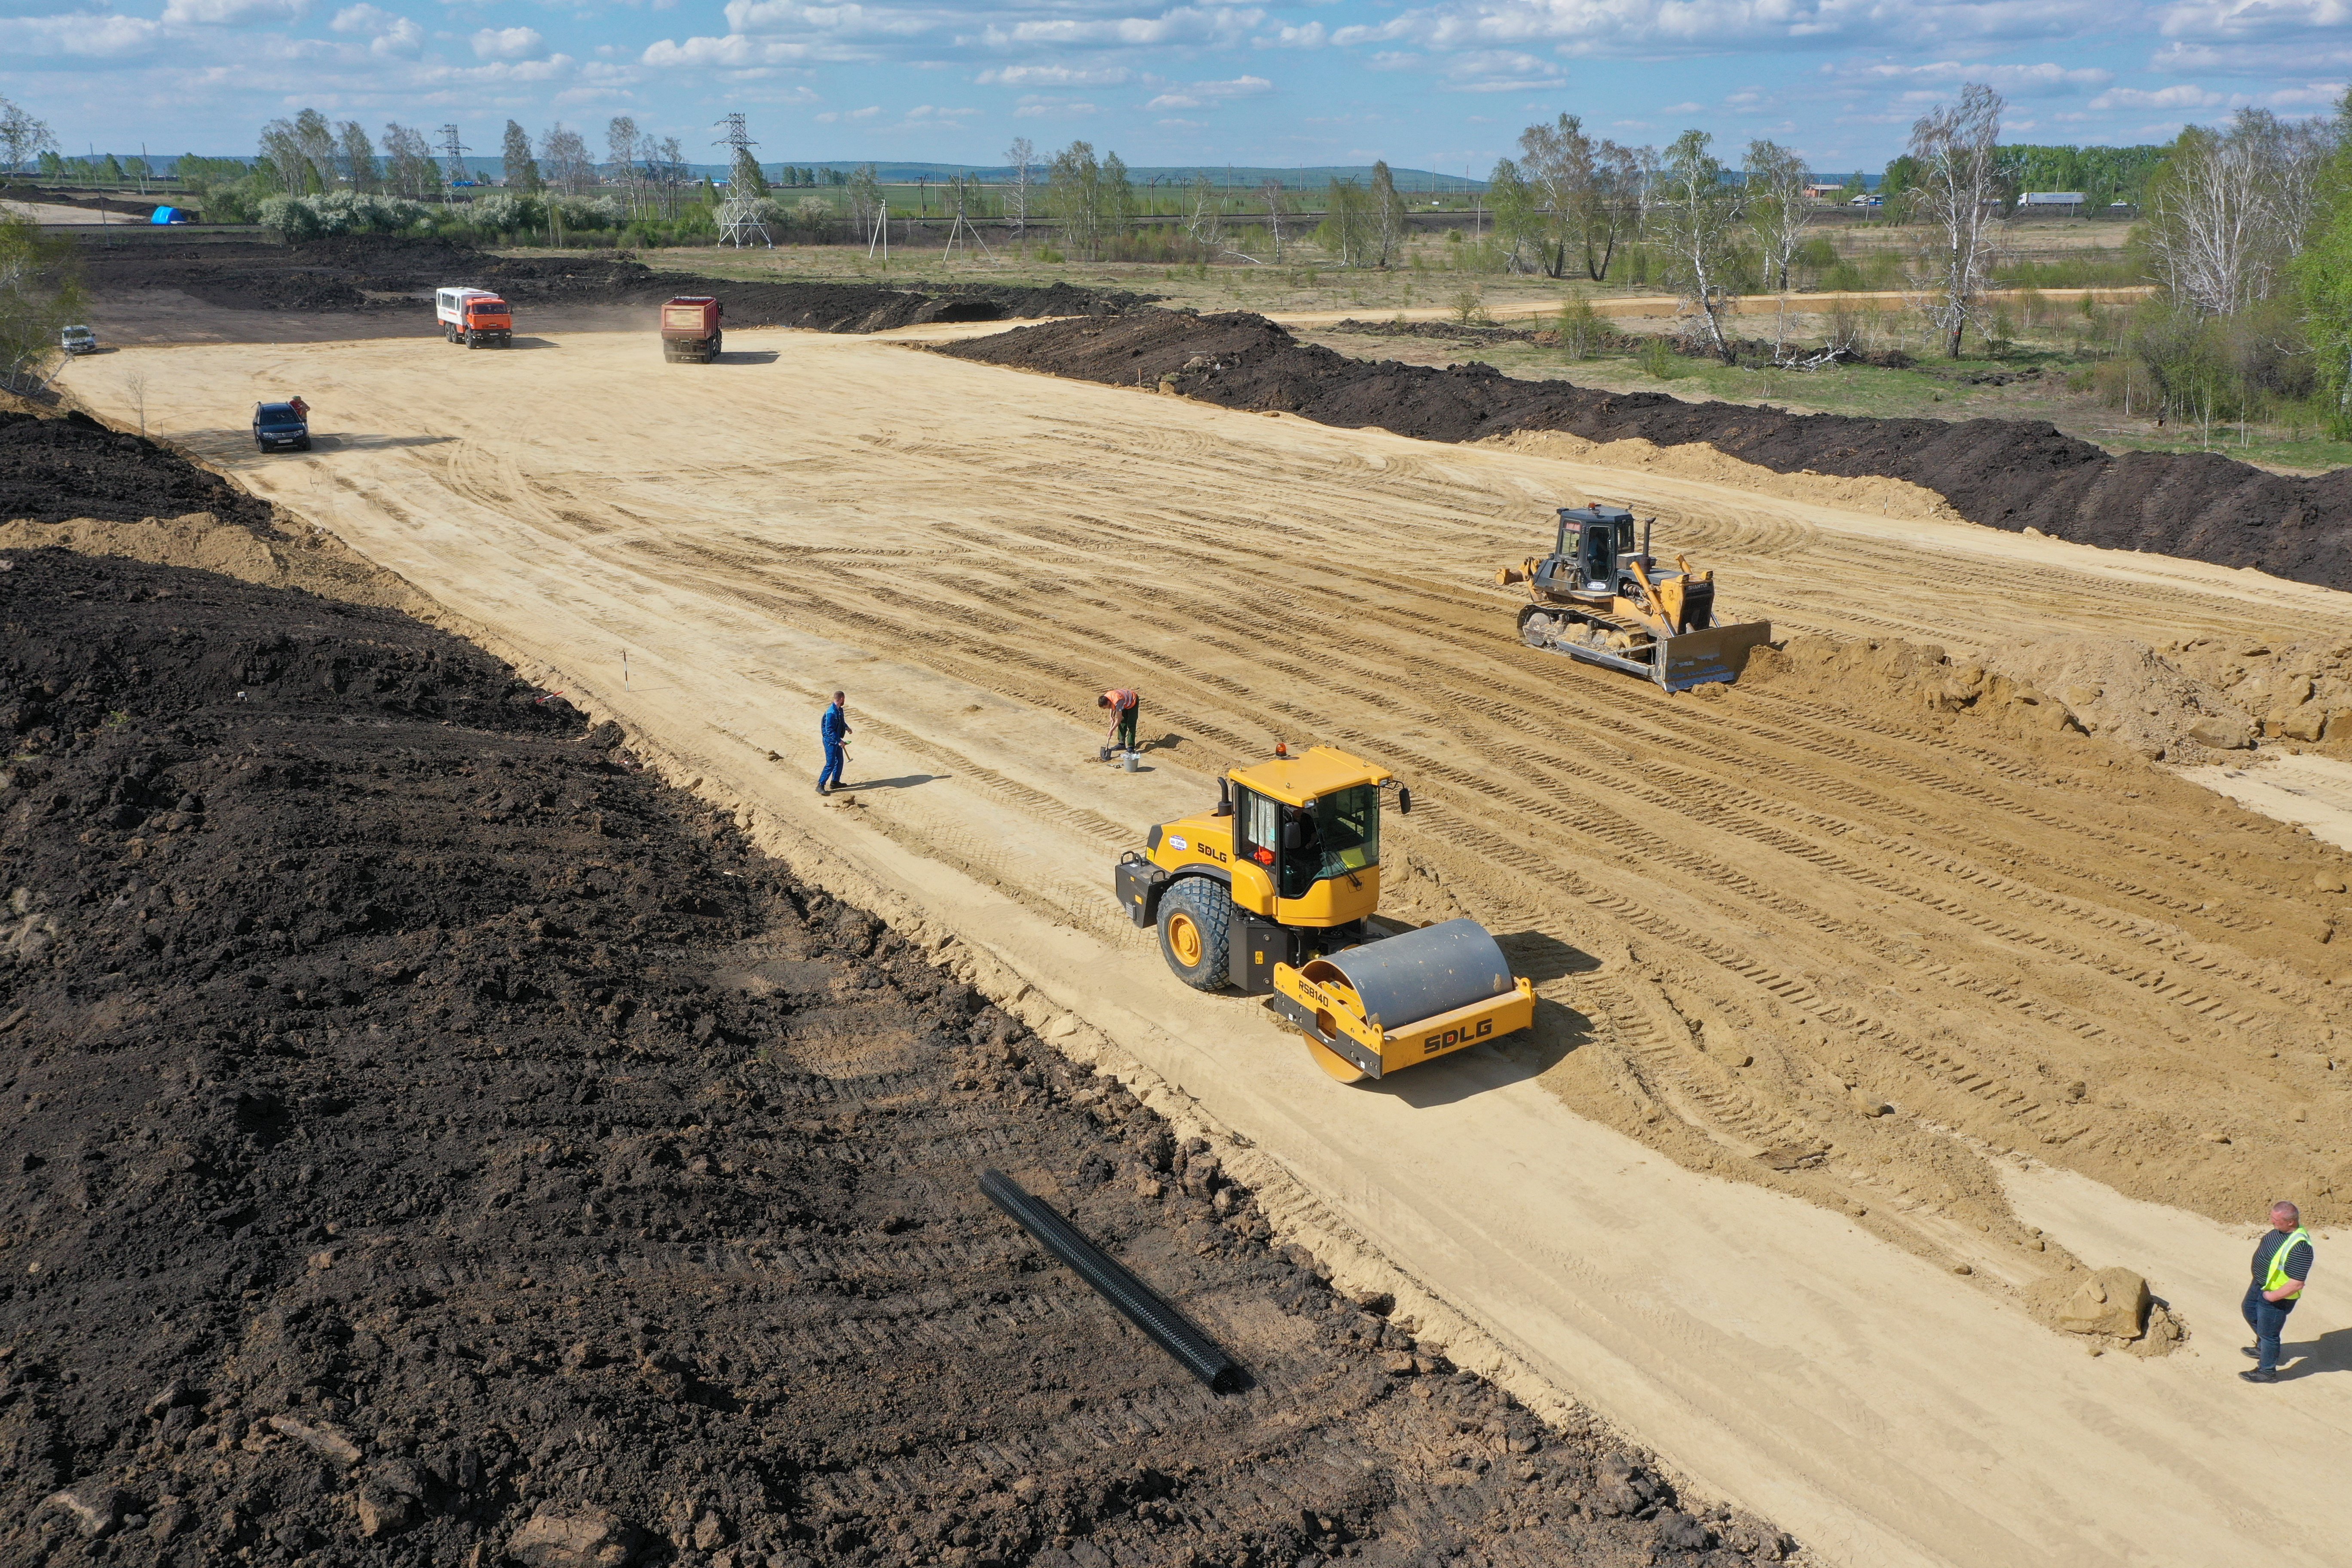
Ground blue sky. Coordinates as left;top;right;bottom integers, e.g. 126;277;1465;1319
1;0;2344;175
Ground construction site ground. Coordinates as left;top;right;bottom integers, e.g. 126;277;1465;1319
2;548;1755;1568
36;310;2352;1568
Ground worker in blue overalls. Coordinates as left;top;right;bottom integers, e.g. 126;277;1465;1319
818;690;850;795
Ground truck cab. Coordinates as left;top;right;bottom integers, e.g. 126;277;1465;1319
435;287;512;349
1116;746;1408;994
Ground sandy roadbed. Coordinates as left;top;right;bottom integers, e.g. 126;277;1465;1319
59;328;2352;1568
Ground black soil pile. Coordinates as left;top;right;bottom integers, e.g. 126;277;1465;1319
2;411;277;530
0;548;1792;1567
81;236;1147;331
945;309;2352;591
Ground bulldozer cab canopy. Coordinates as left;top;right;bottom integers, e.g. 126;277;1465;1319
1555;505;1639;592
1227;745;1389;807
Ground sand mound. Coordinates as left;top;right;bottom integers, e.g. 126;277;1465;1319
1744;631;2272;764
1986;635;2258;760
1742;634;2083;738
2164;634;2352;747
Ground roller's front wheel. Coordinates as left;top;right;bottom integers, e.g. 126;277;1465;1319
1156;878;1231;991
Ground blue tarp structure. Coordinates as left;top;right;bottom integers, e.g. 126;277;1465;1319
149;205;192;224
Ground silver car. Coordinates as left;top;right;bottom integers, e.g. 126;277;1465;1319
60;325;98;355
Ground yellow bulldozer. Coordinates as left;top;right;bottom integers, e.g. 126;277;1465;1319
1498;504;1772;691
1114;744;1534;1083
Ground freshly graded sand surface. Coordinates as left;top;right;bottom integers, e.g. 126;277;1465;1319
56;327;2352;1568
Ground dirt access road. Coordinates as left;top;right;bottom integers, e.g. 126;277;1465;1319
62;329;2352;1568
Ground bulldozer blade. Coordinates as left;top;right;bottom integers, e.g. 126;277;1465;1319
1657;620;1773;692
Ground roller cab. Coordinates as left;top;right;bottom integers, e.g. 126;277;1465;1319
1113;744;1534;1083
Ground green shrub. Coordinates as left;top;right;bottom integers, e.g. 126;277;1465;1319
1636;336;1679;380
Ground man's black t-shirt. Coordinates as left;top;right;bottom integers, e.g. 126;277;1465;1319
2252;1229;2315;1298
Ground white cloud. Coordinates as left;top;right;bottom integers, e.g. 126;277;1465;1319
2089;81;2229;107
473;23;544;56
1259;19;1325;44
813;104;884;121
161;0;309;22
1851;58;2111;95
0;10;164;57
331;4;423;53
1013;93;1099;116
1145;71;1271;106
2159;0;2352;36
724;0;934;37
974;63;1134;86
1326;0;2109;59
985;5;1264;47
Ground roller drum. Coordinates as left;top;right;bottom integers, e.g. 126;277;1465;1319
1311;918;1515;1029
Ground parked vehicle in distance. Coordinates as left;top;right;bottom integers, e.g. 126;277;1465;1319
660;295;723;363
60;325;97;355
435;286;512;349
253;401;310;453
1848;194;1884;208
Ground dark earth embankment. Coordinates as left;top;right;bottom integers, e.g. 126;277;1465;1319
0;544;1792;1567
78;236;1148;333
2;410;278;529
942;309;2352;593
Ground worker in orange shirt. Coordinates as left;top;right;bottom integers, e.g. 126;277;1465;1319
1099;688;1140;756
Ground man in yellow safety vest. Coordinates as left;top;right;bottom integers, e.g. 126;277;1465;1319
2242;1199;2314;1383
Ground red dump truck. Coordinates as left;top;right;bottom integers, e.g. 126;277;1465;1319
661;296;723;363
435;286;512;349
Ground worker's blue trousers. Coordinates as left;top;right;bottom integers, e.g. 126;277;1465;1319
818;742;845;791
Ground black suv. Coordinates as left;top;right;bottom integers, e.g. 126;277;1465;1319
253;402;310;453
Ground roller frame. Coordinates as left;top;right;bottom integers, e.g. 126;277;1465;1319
1271;961;1536;1081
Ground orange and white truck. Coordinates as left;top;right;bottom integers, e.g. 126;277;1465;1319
435;286;513;349
660;295;722;363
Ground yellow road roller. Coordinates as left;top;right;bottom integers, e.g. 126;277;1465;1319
1114;744;1535;1082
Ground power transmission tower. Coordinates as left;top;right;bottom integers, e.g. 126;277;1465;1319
437;125;469;187
712;112;772;248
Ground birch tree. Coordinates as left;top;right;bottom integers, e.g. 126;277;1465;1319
1906;83;2006;358
846;163;884;243
1656;129;1743;361
1004;137;1035;233
1046;141;1103;257
1370;160;1409;266
1744;138;1810;293
1102;151;1134;241
0;98;56;175
605;116;639;209
2145;109;2336;316
337;121;379;193
1188;172;1222;245
502;120;542;192
1513;113;1594;278
1260;176;1289;260
381;123;438;198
